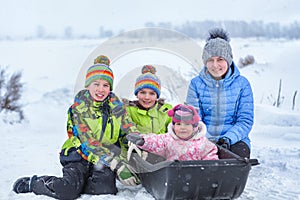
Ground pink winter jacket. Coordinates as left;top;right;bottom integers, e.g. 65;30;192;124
139;122;219;161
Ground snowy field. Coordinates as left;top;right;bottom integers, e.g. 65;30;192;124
1;37;300;200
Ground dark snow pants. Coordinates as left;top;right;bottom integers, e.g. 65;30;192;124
31;149;117;200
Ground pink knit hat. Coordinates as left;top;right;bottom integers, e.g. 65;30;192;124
168;104;200;127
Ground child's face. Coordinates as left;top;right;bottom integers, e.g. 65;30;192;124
87;79;110;101
136;88;157;109
173;122;194;139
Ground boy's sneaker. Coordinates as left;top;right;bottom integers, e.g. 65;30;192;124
13;175;37;193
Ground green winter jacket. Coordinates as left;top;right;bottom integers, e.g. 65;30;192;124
61;90;138;165
123;99;172;134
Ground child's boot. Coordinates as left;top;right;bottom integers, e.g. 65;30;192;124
13;175;37;193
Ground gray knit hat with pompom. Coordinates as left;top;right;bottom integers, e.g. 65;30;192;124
202;28;233;66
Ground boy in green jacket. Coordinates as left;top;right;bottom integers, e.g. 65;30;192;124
13;55;139;199
123;65;172;134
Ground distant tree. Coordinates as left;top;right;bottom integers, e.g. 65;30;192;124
99;26;113;38
288;21;300;39
36;25;46;38
158;22;172;29
0;67;24;123
64;26;73;39
145;22;155;27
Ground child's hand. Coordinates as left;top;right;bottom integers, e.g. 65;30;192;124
126;133;145;146
109;156;140;186
115;163;140;186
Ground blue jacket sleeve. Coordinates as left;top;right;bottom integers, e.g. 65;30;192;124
223;79;254;145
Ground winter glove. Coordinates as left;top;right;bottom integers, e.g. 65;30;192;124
126;132;145;146
217;137;231;149
116;163;140;186
110;156;140;186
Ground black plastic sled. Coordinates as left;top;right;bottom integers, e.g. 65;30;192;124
128;147;259;200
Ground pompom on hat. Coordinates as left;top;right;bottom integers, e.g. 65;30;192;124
85;55;114;90
94;55;110;66
202;28;233;66
168;104;200;127
134;65;161;98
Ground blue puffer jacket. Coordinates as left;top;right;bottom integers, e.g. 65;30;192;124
186;62;254;149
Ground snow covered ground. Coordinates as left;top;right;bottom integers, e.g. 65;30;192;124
1;37;300;200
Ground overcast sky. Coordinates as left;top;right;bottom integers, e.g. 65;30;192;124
1;0;300;36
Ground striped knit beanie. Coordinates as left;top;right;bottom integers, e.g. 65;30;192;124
134;65;161;98
85;55;114;90
168;104;200;127
202;28;233;66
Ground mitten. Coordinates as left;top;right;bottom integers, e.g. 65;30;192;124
217;137;231;149
116;163;140;186
110;156;140;186
126;132;145;146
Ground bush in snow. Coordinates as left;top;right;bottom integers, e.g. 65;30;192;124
0;66;24;123
238;55;255;68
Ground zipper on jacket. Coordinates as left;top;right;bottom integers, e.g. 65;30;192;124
99;104;109;142
150;116;154;133
110;116;114;139
214;80;220;137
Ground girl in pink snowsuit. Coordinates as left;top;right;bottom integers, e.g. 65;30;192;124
127;104;219;161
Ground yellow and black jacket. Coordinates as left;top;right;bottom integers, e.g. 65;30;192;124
61;90;138;166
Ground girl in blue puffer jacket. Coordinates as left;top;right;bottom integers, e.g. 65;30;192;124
186;28;254;158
